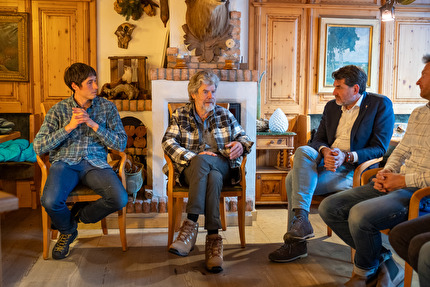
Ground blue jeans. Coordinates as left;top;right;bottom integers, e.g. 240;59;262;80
318;182;417;277
41;160;128;234
182;154;230;230
286;146;354;229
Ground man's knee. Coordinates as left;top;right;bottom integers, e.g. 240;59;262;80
318;196;334;221
41;194;64;212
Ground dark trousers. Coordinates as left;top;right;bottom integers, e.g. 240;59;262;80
182;154;230;230
389;213;430;271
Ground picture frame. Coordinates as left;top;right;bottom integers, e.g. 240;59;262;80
0;13;29;82
318;17;380;94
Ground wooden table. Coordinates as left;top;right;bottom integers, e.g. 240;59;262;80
0;131;21;144
0;191;19;284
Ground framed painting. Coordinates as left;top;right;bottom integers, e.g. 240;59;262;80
318;18;380;93
0;13;29;82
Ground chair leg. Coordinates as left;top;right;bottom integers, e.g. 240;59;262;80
117;207;127;252
174;198;183;232
42;207;50;259
51;230;58;240
327;225;332;237
351;248;356;264
220;197;227;231
237;195;246;248
167;196;175;248
101;218;108;235
404;262;413;287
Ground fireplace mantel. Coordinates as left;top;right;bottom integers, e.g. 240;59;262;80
151;69;258;203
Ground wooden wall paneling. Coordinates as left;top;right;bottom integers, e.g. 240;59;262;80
32;0;96;115
257;6;307;118
308;7;381;114
391;11;430;114
0;1;32;113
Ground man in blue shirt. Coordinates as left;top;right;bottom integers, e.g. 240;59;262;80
34;63;128;260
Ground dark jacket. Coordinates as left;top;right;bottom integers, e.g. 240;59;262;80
308;92;395;166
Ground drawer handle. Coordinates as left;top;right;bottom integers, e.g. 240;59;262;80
270;140;274;144
257;175;261;179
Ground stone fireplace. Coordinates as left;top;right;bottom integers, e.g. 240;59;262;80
150;68;258;204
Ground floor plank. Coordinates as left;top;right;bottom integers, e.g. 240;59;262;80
1;206;420;287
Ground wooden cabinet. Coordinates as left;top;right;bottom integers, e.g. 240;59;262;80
255;133;295;204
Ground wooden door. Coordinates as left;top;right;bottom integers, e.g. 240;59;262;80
250;4;307;118
32;0;97;115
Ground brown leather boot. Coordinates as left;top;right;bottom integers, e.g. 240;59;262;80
205;234;223;273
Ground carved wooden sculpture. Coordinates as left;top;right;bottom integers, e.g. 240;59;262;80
183;0;233;62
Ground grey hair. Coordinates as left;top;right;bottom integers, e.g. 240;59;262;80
188;70;219;102
423;54;430;64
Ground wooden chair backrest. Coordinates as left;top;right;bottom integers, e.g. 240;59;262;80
40;102;55;119
168;102;230;116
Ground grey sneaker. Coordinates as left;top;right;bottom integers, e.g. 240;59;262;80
205;234;223;273
376;258;404;287
283;216;314;241
52;230;78;260
268;239;307;263
169;219;199;256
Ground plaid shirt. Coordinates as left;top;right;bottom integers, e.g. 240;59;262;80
162;103;253;178
384;103;430;188
33;95;127;169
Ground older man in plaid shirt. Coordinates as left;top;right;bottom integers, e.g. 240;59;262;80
162;70;253;273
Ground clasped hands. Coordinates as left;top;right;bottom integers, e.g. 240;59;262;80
372;170;406;193
65;107;99;133
321;147;346;172
198;141;243;160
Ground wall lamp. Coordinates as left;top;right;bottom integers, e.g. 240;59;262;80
380;0;395;22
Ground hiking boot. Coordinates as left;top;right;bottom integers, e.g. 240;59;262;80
169;219;199;256
205;234;223;273
52;230;78;260
268;239;307;263
376;258;404;287
283;216;314;241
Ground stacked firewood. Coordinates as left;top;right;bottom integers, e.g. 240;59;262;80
124;124;147;156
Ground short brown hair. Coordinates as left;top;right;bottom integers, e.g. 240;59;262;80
332;65;368;94
64;63;97;92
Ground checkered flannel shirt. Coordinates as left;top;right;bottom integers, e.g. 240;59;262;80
33;95;127;169
162;103;253;179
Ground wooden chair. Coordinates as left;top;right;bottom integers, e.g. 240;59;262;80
353;167;430;287
164;153;247;248
165;101;246;248
37;102;128;259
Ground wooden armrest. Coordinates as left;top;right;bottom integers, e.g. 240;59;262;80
408;187;430;220
353;157;383;187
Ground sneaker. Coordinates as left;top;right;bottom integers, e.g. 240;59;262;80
52;230;78;260
205;234;223;273
268;239;307;263
169;219;199;256
376;258;404;287
283;216;314;241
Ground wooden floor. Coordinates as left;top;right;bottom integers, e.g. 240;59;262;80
2;206;419;287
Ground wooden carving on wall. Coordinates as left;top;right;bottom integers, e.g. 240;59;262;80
115;22;136;49
183;0;233;63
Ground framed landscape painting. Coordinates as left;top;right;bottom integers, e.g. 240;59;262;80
0;13;29;81
318;18;380;93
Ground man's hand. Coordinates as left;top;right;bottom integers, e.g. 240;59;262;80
225;141;243;160
372;169;406;193
65;108;99;133
321;147;346;172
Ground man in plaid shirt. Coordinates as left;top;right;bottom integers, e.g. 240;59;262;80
33;63;128;260
162;70;253;273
